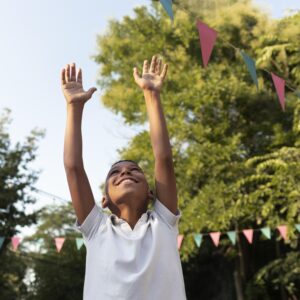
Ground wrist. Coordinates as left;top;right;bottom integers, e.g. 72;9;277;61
143;89;160;99
66;102;85;114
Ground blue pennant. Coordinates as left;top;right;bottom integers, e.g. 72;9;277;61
240;50;258;90
160;0;174;21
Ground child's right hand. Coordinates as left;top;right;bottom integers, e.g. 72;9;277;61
61;63;97;106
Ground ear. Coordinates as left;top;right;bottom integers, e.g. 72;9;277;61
148;189;155;202
102;195;109;209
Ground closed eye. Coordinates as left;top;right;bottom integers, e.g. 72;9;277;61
109;167;141;176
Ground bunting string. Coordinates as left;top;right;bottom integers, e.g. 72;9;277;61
156;0;300;110
1;223;299;252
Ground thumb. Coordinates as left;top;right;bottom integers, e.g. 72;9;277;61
87;87;97;98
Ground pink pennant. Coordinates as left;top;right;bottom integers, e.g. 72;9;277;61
196;20;218;68
277;225;288;241
209;232;221;247
271;72;285;111
55;237;65;253
11;236;21;251
243;229;253;244
177;234;184;249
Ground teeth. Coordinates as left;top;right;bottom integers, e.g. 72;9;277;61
121;179;135;184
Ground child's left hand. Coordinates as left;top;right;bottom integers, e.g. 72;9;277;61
133;55;168;93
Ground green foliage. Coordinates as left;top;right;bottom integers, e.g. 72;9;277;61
23;202;85;300
0;108;45;299
246;252;300;299
93;1;300;298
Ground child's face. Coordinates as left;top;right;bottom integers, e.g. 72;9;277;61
102;161;153;211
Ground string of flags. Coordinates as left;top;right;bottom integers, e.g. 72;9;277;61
1;224;299;253
158;0;300;111
177;224;300;249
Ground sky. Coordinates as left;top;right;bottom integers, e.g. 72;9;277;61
0;0;299;237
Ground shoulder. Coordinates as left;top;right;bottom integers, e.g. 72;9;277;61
152;198;182;229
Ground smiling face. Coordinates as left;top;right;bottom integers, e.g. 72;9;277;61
102;160;153;213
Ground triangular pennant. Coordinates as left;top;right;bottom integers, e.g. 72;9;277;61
240;50;258;90
295;224;300;232
226;231;236;245
196;20;218;68
242;229;253;244
277;225;288;241
76;238;84;250
55;237;65;253
159;0;174;21
11;236;21;251
177;234;184;249
271;72;285;111
193;233;202;248
209;232;221;247
0;237;5;250
260;227;271;239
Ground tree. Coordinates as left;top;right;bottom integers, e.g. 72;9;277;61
0;108;45;299
23;202;85;300
93;1;300;298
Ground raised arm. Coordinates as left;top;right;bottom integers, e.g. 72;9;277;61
133;55;178;215
62;63;97;224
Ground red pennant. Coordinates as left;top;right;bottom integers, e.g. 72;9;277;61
196;20;218;68
277;225;288;241
55;237;65;253
11;236;21;251
177;234;184;249
243;229;253;244
209;232;221;247
271;72;285;111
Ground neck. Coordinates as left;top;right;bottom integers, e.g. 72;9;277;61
111;202;148;229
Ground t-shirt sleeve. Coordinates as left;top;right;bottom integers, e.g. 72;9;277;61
74;203;107;241
153;197;182;229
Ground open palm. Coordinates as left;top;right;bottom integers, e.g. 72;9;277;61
61;63;97;105
133;55;168;92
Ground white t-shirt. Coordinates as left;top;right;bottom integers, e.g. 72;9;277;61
74;198;187;300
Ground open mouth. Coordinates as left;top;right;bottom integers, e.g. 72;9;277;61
117;178;137;185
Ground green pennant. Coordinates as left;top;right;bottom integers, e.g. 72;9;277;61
193;233;202;248
295;224;300;232
226;231;236;245
260;227;271;239
76;238;84;250
240;50;259;90
0;237;4;249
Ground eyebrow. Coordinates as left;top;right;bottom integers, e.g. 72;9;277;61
108;164;142;175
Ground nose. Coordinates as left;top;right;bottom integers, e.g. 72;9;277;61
120;168;131;175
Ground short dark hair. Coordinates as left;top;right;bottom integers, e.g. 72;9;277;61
104;159;140;196
110;159;139;168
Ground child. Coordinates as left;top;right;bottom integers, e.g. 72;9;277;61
62;56;187;300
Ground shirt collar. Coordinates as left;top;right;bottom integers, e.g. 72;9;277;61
110;210;150;226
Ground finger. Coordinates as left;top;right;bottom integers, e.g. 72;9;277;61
142;60;148;74
87;87;97;99
77;68;82;84
160;63;168;80
70;63;76;82
61;68;66;85
149;55;157;73
155;59;162;74
133;67;141;82
65;64;70;82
